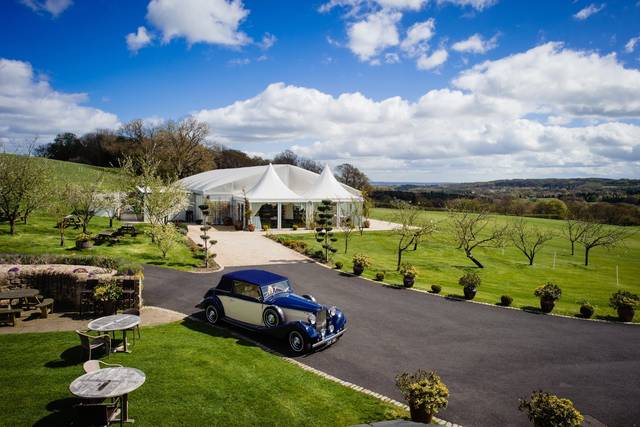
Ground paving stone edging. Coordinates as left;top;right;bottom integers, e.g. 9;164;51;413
151;306;462;427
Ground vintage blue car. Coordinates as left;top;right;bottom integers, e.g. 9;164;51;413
196;269;346;353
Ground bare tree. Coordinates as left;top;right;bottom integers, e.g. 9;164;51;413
159;118;215;178
564;216;586;256
68;178;107;234
335;163;371;191
577;221;629;266
393;200;437;271
449;209;507;268
510;219;555;265
99;192;124;228
47;184;73;246
339;202;358;253
0;151;50;234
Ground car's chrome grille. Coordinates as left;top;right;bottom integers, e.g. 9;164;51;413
315;309;327;333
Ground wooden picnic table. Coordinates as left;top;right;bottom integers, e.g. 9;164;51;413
0;288;40;307
69;367;146;424
88;314;141;353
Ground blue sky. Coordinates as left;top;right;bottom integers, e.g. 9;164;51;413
1;0;639;181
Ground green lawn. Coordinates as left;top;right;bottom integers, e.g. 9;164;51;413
281;208;640;321
0;320;404;426
0;213;202;271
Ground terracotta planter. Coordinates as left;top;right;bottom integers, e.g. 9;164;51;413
540;297;556;313
247;224;255;232
353;264;364;275
618;306;635;322
75;240;93;250
403;276;415;288
409;405;433;424
463;286;477;300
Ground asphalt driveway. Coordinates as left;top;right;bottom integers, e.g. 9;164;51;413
144;263;640;427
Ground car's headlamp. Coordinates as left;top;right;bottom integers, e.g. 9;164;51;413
328;306;337;317
307;313;316;325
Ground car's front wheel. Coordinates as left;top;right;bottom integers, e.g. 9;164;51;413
205;304;220;325
288;330;310;353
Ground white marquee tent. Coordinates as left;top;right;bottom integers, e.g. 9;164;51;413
177;164;363;229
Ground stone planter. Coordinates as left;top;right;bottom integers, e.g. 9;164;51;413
409;405;433;424
403;276;415;288
353;264;364;275
540;297;556;313
75;240;93;250
618;306;635;322
463;286;477;300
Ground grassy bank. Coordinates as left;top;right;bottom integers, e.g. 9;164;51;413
0;320;404;426
0;213;202;271
279;208;640;321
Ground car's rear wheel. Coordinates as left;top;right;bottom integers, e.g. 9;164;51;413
263;307;282;328
205;304;220;325
288;330;309;353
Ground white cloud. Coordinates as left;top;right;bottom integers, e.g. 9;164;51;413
228;58;250;66
417;48;448;69
436;0;498;10
400;18;435;57
347;11;401;61
126;26;153;53
146;0;250;47
573;3;605;20
259;33;277;50
20;0;72;17
452;33;499;54
0;58;120;150
319;0;426;14
625;36;640;53
385;53;401;63
192;43;640;180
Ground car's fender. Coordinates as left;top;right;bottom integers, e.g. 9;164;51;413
196;295;225;318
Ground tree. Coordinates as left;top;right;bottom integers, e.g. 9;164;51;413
150;223;182;258
99;192;124;228
449;208;507;268
47;184;73;247
68;178;107;234
510;219;554;266
576;221;629;266
315;200;338;263
335;163;371;192
159;118;215;178
393;200;437;271
273;149;323;173
339;202;358;253
564;216;586;256
0;153;50;234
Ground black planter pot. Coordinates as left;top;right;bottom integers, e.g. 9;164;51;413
540;297;555;313
353;264;364;275
403;276;415;288
409;405;433;424
102;300;116;315
463;286;476;300
618;306;635;322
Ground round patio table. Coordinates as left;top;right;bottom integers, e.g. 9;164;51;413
88;314;141;353
69;367;145;423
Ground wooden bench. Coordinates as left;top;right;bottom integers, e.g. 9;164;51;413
35;298;54;318
0;308;22;326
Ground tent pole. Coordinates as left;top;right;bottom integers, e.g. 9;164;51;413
277;203;282;229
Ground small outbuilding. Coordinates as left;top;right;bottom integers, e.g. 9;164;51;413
177;164;363;230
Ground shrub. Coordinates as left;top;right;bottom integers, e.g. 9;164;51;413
534;282;562;301
262;224;271;232
0;254;120;270
579;303;594;319
458;272;481;290
292;224;298;231
311;250;324;260
609;290;640;310
399;263;418;278
116;263;144;277
395;370;449;416
375;271;385;281
75;232;92;242
93;280;123;302
518;390;583;427
431;284;441;294
335;261;343;270
352;253;371;268
500;295;513;307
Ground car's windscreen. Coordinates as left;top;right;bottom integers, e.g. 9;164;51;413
262;280;291;299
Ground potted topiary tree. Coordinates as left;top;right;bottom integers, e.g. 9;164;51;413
518;390;583;427
93;280;123;315
609;290;639;322
395;370;449;424
459;272;480;300
399;263;418;288
534;282;562;313
352;253;371;275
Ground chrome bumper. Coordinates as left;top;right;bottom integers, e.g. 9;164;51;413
312;328;346;349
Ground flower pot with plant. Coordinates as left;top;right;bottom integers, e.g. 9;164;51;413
519;390;583;427
399;263;418;288
534;282;562;313
335;261;343;270
352;253;371;275
94;280;123;315
579;303;594;319
75;233;93;250
363;219;371;228
247;224;255;232
459;272;480;300
609;290;639;322
396;370;449;424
